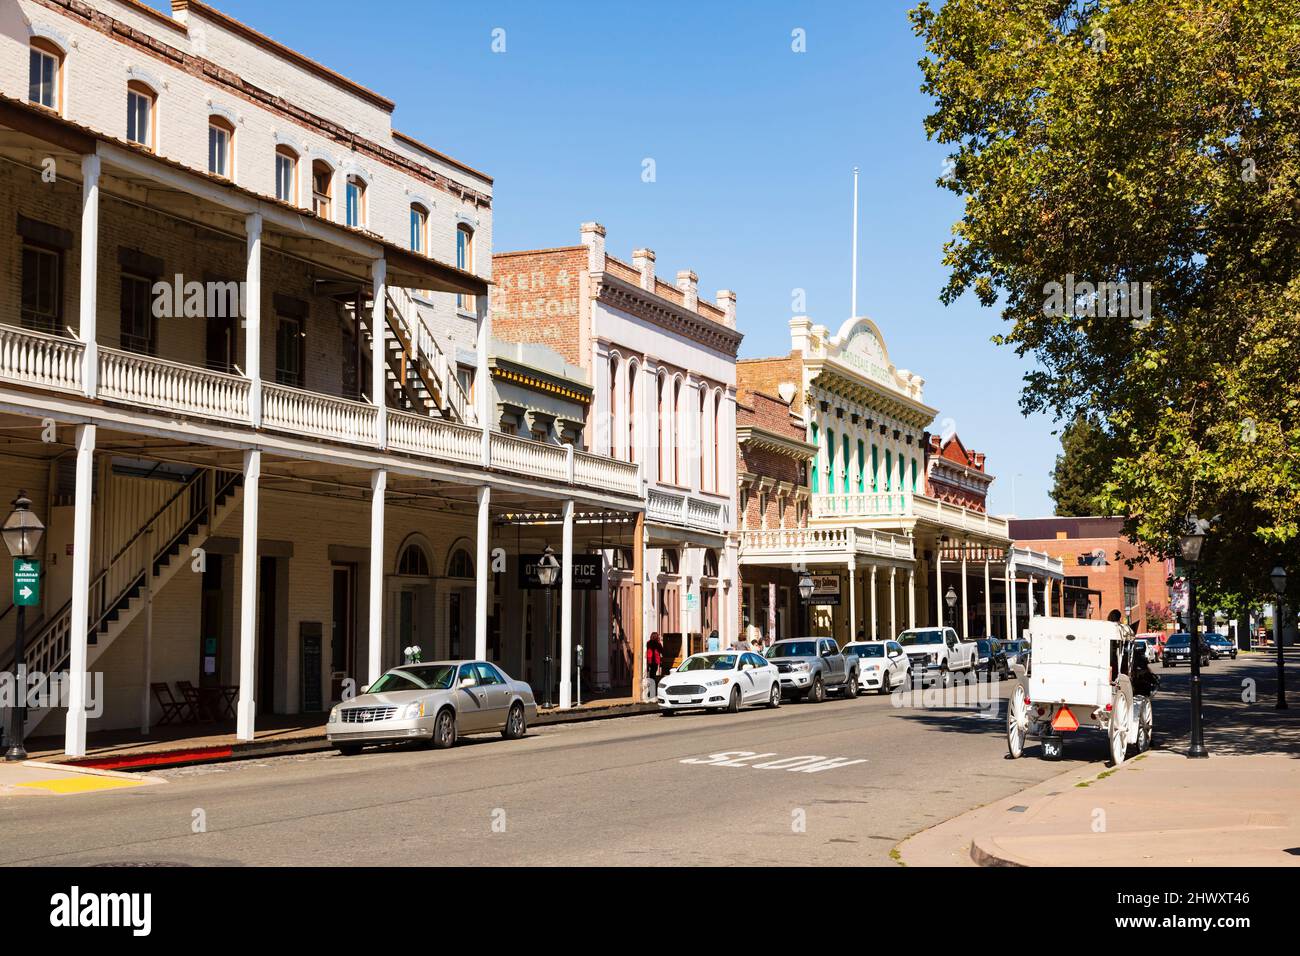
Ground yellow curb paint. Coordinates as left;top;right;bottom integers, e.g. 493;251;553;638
15;776;145;795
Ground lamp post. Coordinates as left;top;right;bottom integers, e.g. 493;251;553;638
945;586;957;629
797;571;814;635
1271;566;1288;710
3;491;45;762
536;545;559;709
1179;518;1208;759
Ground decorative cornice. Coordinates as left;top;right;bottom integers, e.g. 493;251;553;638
489;358;591;404
594;273;743;357
736;424;817;461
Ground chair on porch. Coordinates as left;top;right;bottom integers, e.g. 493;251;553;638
175;680;210;723
150;683;188;726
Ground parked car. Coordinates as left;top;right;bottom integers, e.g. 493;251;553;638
843;640;911;694
897;627;977;683
1001;638;1030;670
764;637;859;702
972;638;1011;679
657;651;781;714
326;660;537;755
1135;632;1165;661
1161;633;1210;668
1132;637;1155;666
1205;633;1237;660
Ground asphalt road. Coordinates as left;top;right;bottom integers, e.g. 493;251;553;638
0;659;1237;867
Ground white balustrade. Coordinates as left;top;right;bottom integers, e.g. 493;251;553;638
262;383;378;445
573;451;640;497
98;347;250;422
648;487;728;533
387;409;482;465
489;432;569;483
0;325;84;392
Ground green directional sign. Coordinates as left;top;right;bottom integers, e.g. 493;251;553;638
12;558;39;607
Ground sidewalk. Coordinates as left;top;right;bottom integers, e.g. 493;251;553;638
0;760;163;798
901;654;1300;866
23;697;657;771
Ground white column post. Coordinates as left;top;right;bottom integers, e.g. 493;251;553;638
847;558;857;641
79;154;101;398
476;287;492;432
870;564;878;640
960;542;969;639
559;500;575;708
983;554;992;640
889;567;898;638
63;424;96;756
368;469;386;684
475;485;490;659
245;213;263;426
1007;562;1018;640
934;546;943;627
1028;574;1037;619
371;259;388;449
907;568;916;629
236;449;261;741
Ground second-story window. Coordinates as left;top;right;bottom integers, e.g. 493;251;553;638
456;224;475;310
410;204;428;254
29;39;63;113
119;273;158;355
126;81;156;151
345;175;366;228
275;146;298;203
21;242;62;334
275;314;305;388
208;116;233;178
312;160;332;218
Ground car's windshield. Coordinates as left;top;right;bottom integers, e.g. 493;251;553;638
899;630;944;646
767;641;817;658
977;640;991;652
678;654;738;672
1167;635;1190;647
847;644;885;658
366;664;456;693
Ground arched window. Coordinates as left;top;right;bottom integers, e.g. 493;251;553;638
657;371;667;477
809;423;820;493
842;433;851;493
826;428;836;492
447;547;474;579
274;145;298;203
608;354;620;458
857;439;866;492
208;115;234;178
410;203;428;254
456;224;475;310
626;361;638;463
345;175;366;228
713;388;723;493
311;159;333;218
659;548;680;574
672;377;683;484
126;80;156;151
397;543;431;576
699;384;708;490
702;549;719;578
29;38;64;113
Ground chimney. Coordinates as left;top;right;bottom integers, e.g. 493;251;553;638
715;289;736;327
632;248;655;291
580;221;606;273
676;270;698;310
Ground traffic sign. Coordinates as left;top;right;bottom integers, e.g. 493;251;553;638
12;558;39;607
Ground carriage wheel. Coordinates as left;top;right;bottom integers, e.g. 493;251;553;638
1006;680;1029;759
1109;681;1132;766
1136;698;1153;753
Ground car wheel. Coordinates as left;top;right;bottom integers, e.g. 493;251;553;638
660;708;676;717
335;745;361;757
433;708;457;749
725;687;741;713
502;702;526;739
843;674;859;698
808;675;825;703
767;683;781;708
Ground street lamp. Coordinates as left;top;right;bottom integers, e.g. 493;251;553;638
1178;517;1208;759
2;491;45;762
536;546;560;709
797;571;814;635
945;586;957;628
1271;566;1288;711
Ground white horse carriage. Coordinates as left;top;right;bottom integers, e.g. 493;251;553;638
1006;616;1156;765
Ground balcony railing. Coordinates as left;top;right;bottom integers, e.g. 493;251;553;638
812;490;1009;539
647;486;729;534
740;526;914;562
0;323;641;501
0;325;84;393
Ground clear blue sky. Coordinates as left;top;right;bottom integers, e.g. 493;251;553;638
160;0;1061;516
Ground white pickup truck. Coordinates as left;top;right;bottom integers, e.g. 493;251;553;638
897;627;977;683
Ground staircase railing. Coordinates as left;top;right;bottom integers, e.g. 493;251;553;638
386;288;474;424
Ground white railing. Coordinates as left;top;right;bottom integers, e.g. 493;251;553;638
573;451;640;497
99;347;251;422
388;288;474;424
489;432;569;483
0;324;84;393
648;487;729;534
262;383;379;446
740;526;915;562
1007;545;1065;578
911;495;1009;538
812;490;1010;538
387;409;482;465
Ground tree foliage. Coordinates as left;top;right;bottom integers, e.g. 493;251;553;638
1050;414;1113;515
911;0;1300;601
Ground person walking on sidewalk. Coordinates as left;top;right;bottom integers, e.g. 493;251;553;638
646;632;665;683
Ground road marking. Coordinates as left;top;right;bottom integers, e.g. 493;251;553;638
15;776;147;795
680;750;867;773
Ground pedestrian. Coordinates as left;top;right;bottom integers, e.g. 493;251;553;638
856;628;865;642
707;629;720;652
646;631;664;682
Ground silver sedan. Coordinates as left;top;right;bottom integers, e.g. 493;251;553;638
326;660;538;755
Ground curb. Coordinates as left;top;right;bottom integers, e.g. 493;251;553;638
51;701;660;772
969;837;1026;867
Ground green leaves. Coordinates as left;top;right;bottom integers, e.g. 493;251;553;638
913;0;1300;599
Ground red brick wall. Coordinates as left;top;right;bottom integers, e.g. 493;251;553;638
489;247;587;366
737;356;803;414
737;390;807;531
